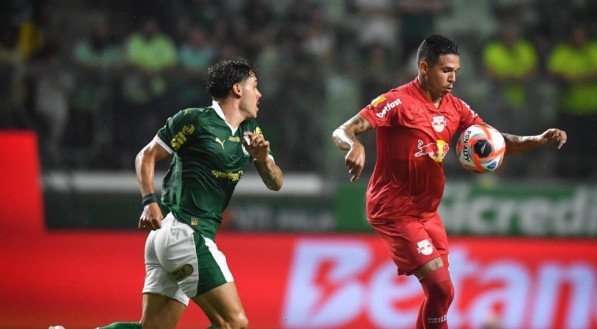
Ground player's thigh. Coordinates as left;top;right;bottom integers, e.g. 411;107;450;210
370;216;443;275
140;293;186;329
192;281;247;326
423;213;450;266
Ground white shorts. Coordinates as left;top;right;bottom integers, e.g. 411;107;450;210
143;213;233;305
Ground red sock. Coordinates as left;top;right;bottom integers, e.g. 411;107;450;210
416;297;426;329
419;267;454;328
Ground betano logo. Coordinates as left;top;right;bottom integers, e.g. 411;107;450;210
282;240;595;329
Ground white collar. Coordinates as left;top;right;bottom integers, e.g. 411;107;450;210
211;100;238;134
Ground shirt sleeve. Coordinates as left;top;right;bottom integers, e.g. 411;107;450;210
457;99;484;132
359;94;401;128
156;108;198;153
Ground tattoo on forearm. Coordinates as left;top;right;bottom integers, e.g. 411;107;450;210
256;159;283;190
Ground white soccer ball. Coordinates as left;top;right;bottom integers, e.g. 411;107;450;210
456;123;506;173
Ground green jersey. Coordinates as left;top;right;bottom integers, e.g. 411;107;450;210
156;102;264;238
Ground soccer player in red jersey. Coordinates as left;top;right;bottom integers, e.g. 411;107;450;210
332;35;567;328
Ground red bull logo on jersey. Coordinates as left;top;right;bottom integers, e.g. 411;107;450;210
417;239;434;255
415;139;450;162
432;115;447;132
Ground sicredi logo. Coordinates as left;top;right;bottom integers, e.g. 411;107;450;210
376;99;401;118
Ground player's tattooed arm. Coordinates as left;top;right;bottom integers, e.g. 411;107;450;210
243;132;283;191
332;114;372;151
254;156;283;191
502;128;567;155
332;114;372;182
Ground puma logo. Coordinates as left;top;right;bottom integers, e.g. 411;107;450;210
215;137;225;149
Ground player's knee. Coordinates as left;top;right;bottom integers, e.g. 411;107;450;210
212;313;249;329
420;267;454;305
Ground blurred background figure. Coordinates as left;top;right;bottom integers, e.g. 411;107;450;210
69;15;123;169
119;17;178;166
175;25;215;109
29;41;74;168
547;22;597;179
481;19;540;178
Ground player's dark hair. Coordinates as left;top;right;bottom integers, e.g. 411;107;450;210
416;35;459;65
206;58;254;99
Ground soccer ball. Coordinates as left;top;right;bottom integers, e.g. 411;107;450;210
456;123;506;173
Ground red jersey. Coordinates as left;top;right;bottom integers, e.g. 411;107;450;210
359;79;482;221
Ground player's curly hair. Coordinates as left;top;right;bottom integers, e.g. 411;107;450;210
206;58;255;100
416;34;459;65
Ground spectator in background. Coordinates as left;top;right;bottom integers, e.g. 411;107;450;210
481;20;540;177
239;0;276;61
119;17;178;165
0;0;48;129
175;25;215;109
482;20;538;113
29;42;74;168
547;23;597;179
353;0;398;50
398;0;447;62
69;16;123;168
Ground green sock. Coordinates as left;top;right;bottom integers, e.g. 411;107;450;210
97;322;141;329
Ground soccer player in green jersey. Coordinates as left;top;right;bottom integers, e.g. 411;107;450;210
98;58;282;329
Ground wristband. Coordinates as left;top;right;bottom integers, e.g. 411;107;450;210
142;193;158;206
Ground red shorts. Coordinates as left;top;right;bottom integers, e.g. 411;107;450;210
369;212;449;276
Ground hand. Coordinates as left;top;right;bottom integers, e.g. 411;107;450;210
139;203;163;230
345;142;365;182
242;132;270;163
539;128;567;149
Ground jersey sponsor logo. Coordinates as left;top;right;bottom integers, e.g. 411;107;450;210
375;98;402;118
416;239;433;255
228;136;240;142
432;115;447;132
211;170;244;182
170;124;195;150
215;137;225;149
371;95;386;107
170;264;194;281
415;139;449;163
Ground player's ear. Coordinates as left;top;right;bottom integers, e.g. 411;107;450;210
418;60;428;75
231;83;243;97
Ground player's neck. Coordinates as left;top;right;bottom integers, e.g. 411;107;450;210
217;100;246;129
417;76;443;108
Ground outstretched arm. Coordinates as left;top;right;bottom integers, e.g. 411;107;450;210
243;132;283;191
135;139;171;230
332;113;373;182
502;128;567;155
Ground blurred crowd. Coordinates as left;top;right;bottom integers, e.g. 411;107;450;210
1;0;596;181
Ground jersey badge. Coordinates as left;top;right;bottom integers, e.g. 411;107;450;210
215;137;225;149
371;95;386;107
415;139;449;163
170;264;194;281
416;239;434;256
432;115;447;132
